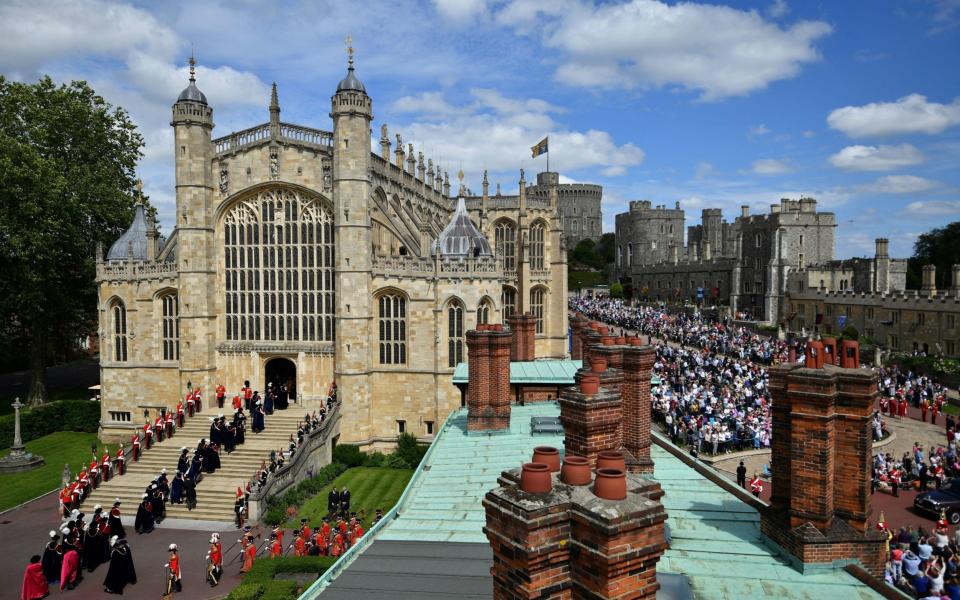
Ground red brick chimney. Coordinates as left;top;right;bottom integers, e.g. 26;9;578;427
466;325;512;432
484;465;667;600
621;345;656;474
507;313;537;362
559;368;622;468
761;341;885;576
569;314;590;360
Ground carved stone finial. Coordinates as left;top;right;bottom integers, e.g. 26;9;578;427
381;123;388;140
345;35;354;68
396;133;402;147
188;52;196;82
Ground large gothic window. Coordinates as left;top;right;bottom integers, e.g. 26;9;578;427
530;287;545;334
530;222;545;270
447;299;464;368
160;293;179;361
111;300;128;362
223;188;334;342
502;286;517;318
378;292;407;365
495;220;516;271
477;299;492;325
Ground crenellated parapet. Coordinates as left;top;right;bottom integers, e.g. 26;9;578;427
96;261;179;283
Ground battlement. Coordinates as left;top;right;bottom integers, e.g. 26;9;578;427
212;121;333;156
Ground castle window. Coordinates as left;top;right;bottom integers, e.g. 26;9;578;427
530;222;545;270
947;315;956;329
477;299;492;325
448;299;464;368
628;244;633;265
798;253;804;269
866;307;874;320
530;287;545;334
755;232;762;247
495;220;516;271
378;292;407;365
502;286;517;318
223;188;333;342
425;421;434;435
111;300;128;362
160;293;179;361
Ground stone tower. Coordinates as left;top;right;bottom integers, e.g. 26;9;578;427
172;56;217;394
332;43;374;440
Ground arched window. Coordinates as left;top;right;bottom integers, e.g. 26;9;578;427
160;293;179;361
627;244;633;266
477;300;492;325
530;222;545;270
111;300;128;362
502;286;517;318
378;292;406;365
447;299;464;368
495;220;516;271
223;188;334;342
617;245;622;267
530;287;545;334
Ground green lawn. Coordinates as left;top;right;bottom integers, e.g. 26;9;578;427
284;467;413;530
0;431;100;511
569;270;607;289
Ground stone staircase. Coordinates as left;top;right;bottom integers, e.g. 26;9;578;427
83;409;305;522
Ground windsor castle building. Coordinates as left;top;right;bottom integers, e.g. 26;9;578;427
96;56;568;447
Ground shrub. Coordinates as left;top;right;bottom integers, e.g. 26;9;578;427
260;580;299;600
227;556;336;600
395;433;428;467
384;453;410;469
332;443;365;467
610;282;624;298
227;583;264;600
263;461;348;525
841;325;859;341
363;451;386;467
0;400;100;448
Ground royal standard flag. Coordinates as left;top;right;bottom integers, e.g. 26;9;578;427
531;136;548;158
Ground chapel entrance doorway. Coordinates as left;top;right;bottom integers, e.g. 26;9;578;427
265;357;297;409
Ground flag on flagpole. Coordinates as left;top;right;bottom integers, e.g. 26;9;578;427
531;136;548;158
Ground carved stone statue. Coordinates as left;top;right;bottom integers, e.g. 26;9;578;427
395;133;402;147
322;159;332;192
269;151;279;180
380;123;388;140
219;165;229;195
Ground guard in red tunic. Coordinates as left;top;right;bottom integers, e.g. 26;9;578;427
242;381;253;411
268;533;282;558
154;414;165;443
101;448;112;482
240;534;256;573
116;443;126;475
187;392;195;418
89;455;100;489
294;531;306;557
165;544;182;594
749;473;763;497
165;410;175;438
176;400;185;428
216;384;226;409
922;398;930;422
206;533;222;587
232;395;242;411
194;388;202;413
143;421;153;449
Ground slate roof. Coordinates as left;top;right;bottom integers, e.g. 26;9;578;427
302;402;884;600
106;204;151;261
432;197;493;258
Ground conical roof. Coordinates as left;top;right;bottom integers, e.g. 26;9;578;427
106;204;151;261
432;198;493;258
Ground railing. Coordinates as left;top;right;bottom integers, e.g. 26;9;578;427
96;261;178;281
371;256;504;278
214;123;270;154
299;407;456;599
279;123;333;148
213;122;333;155
530;268;552;280
247;402;341;521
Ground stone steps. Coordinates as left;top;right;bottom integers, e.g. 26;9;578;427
79;409;307;522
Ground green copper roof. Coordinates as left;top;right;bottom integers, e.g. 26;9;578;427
372;403;883;600
451;360;583;385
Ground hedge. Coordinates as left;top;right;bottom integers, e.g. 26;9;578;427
0;400;100;448
226;556;337;600
263;462;349;526
332;434;429;471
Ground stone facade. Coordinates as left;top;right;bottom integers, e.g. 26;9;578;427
616;199;836;323
96;58;568;448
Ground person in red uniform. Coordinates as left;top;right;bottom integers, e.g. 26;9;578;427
89;455;100;489
889;466;901;497
294;532;306;557
132;431;141;460
101;448;112;482
165;543;182;594
206;533;222;587
268;534;282;558
154;414;165;442
242;381;253;411
232;394;242;411
749;473;763;497
194;388;203;413
933;396;943;425
166;410;175;439
59;485;72;518
21;554;48;600
143;420;153;449
922;398;930;422
241;534;256;573
300;519;311;542
898;397;908;418
176;400;185;428
271;524;284;548
216;384;226;409
115;443;126;475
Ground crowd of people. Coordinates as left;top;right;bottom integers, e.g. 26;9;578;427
879;515;960;599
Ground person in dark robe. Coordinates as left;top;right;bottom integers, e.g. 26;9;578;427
183;475;197;511
264;387;275;415
157;471;170;500
102;536;137;595
251;390;262;413
206;443;221;471
134;494;154;534
252;399;265;433
177;448;189;474
209;418;222;446
150;485;166;523
187;452;203;481
108;499;125;539
85;511;105;572
328;487;340;515
340;487;351;518
22;554;49;600
41;531;62;584
277;384;289;410
170;472;184;504
234;412;246;445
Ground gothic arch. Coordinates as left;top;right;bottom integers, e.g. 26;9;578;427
215;181;332;223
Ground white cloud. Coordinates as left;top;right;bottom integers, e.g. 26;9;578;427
802;130;816;138
433;0;491;23
393;91;464;116
827;94;960;138
694;162;715;179
748;124;771;139
751;158;791;174
829;144;926;171
767;0;789;19
857;175;939;194
901;201;960;217
530;0;831;100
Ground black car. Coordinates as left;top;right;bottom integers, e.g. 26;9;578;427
915;478;960;524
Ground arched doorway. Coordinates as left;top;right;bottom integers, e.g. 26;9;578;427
265;357;297;410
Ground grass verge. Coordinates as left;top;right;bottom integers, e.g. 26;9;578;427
284;466;413;529
0;431;100;512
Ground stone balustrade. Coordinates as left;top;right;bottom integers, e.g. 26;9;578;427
97;260;179;282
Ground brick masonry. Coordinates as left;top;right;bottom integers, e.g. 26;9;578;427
466;327;513;432
484;468;667;600
508;313;537;362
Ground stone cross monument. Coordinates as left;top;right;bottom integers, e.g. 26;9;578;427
0;398;45;472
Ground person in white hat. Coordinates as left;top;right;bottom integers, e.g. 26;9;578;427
165;544;182;594
206;533;223;587
103;535;137;594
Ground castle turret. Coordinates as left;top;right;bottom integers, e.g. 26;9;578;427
874;238;890;293
172;54;216;392
922;264;937;297
332;40;374;440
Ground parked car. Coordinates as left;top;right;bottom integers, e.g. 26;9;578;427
914;478;960;524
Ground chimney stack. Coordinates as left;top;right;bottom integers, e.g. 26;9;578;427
507;313;537;362
761;340;885;576
952;264;960;296
621;345;656;474
466;326;512;432
741;205;750;218
922;264;937;297
703;240;712;261
569;314;590;361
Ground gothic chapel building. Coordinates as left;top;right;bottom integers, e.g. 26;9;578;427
96;55;568;446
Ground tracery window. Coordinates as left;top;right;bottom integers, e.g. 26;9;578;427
502;286;517;318
447;299;464;368
530;222;545;270
378;292;406;365
495;220;516;271
531;287;545;334
223;188;334;342
477;300;492;325
111;300;128;362
160;293;179;360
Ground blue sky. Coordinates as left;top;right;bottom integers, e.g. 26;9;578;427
2;0;959;258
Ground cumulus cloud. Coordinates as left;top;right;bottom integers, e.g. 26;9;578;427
389;88;644;183
901;201;960;217
747;124;771;139
750;158;791;174
829;144;926;171
767;0;789;19
526;0;831;101
694;162;715;179
856;175;939;194
433;0;491;23
827;94;960;138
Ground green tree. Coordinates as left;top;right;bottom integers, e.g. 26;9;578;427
595;233;616;266
571;239;597;268
0;77;144;405
609;282;624;298
907;221;960;290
